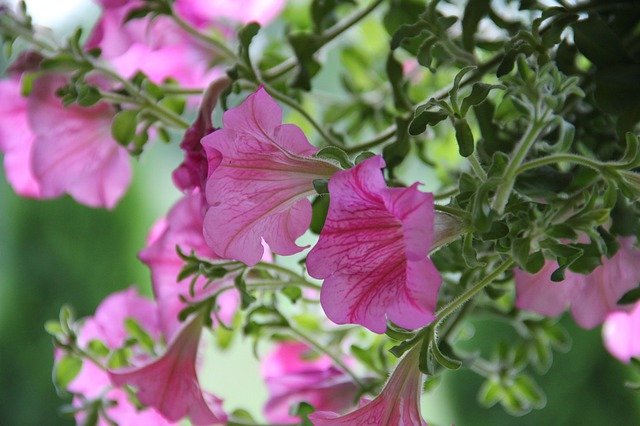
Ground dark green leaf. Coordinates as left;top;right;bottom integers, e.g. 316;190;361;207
454;118;474;157
111;110;138;146
315;146;352;168
310;195;330;234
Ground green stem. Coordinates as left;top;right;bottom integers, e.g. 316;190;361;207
288;325;367;389
253;262;321;290
491;117;549;214
434;204;467;219
0;16;58;52
434;187;459;201
435;259;514;326
160;86;205;95
468;152;487;180
343;125;396;154
517;153;606;174
169;12;239;63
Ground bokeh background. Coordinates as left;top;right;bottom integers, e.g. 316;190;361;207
1;1;639;425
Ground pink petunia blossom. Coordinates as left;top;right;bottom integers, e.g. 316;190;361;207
27;74;132;209
310;344;427;426
262;341;360;424
0;77;41;197
306;155;441;334
201;87;339;266
139;190;239;340
174;0;287;27
63;288;171;425
603;302;640;363
515;237;640;329
109;313;227;425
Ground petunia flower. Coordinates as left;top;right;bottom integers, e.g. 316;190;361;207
603;302;640;363
201;87;340;266
27;74;132;209
174;0;287;27
306;155;441;334
0;76;41;197
109;313;227;425
262;341;360;424
515;237;640;329
310;344;427;426
139;190;239;340
61;288;171;425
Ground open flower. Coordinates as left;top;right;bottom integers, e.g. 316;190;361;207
109;313;227;425
61;288;170;425
202;87;339;266
603;302;640;363
174;0;287;27
306;155;441;334
310;344;426;425
515;237;640;328
262;341;360;424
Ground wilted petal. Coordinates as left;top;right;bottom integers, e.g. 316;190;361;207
515;237;640;329
306;156;441;334
310;345;426;426
603;302;640;363
28;74;132;209
262;342;359;424
202;88;339;266
109;314;227;425
0;78;41;197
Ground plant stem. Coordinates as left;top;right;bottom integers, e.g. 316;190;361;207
253;262;321;290
491;118;548;214
434;187;459;200
517;153;606;174
434;204;467;219
169;12;239;63
288;325;367;389
343;125;397;154
468;152;487;180
435;259;514;326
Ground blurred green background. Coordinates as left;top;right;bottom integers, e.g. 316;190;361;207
1;1;639;425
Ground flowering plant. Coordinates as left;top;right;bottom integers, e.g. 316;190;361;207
2;0;640;424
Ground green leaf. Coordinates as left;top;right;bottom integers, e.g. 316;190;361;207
386;52;412;111
234;271;255;309
383;117;411;178
239;22;261;51
513;374;546;409
573;16;630;68
354;151;376;164
454;118;474;157
53;354;82;392
478;379;503;408
313;179;329;195
281;285;302;303
20;72;36;96
289;33;321;91
290;401;314;426
524;251;545;274
430;340;462;370
111;110;138;146
461;83;500;116
124;318;155;354
316;146;352;169
618;286;640;305
461;0;490;51
409;109;448;135
310;195;330;234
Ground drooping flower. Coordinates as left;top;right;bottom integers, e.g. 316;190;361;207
139;190;239;340
109;313;227;425
262;341;360;424
306;155;441;334
27;74;132;208
60;288;171;425
0;77;41;197
310;344;426;426
515;237;640;329
201;87;339;266
603;302;640;363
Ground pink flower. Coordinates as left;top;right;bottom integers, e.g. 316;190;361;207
306;155;441;334
27;74;132;208
174;0;286;27
201;87;339;266
173;77;231;193
515;237;640;329
262;341;360;424
0;77;40;197
310;345;426;426
109;313;227;425
603;302;640;363
139;191;238;339
63;288;171;425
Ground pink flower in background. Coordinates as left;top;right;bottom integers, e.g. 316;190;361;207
139;191;239;339
174;0;286;27
0;77;40;197
109;314;227;425
62;288;170;425
262;341;360;424
603;302;640;363
306;155;441;334
27;74;131;209
515;237;640;329
310;345;426;426
202;87;339;266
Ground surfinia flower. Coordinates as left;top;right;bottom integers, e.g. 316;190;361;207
201;87;340;266
603;302;640;363
109;313;227;425
515;237;640;329
306;155;441;334
0;76;40;197
139;190;239;340
174;0;287;27
310;343;427;425
61;287;170;425
27;73;132;209
261;341;360;424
